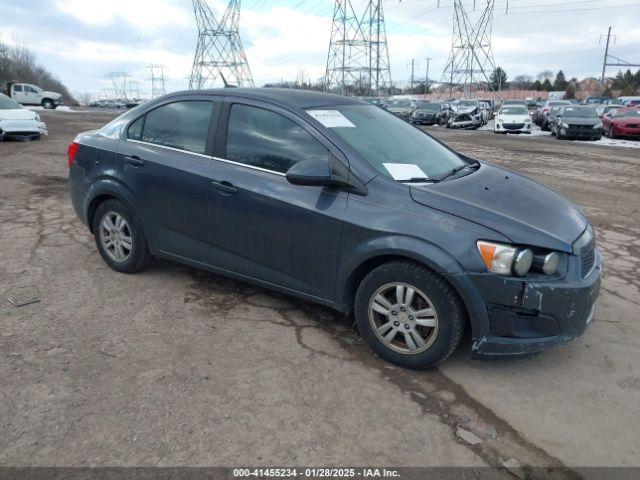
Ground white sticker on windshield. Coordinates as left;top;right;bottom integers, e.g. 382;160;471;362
383;163;428;181
307;110;355;128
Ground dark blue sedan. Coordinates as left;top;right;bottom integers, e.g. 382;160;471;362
67;89;601;369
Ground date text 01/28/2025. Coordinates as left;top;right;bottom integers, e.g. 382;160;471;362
232;468;400;478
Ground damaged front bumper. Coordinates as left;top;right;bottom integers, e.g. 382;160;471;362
447;248;602;359
0;120;48;141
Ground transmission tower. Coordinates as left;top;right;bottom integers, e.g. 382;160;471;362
441;0;497;98
147;64;168;98
189;0;254;89
324;0;392;96
107;72;130;100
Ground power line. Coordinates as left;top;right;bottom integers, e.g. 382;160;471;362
147;64;168;98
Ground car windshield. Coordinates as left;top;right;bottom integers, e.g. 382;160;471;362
388;100;411;108
306;105;464;181
500;106;528;115
416;102;440;111
549;101;569;106
457;100;477;107
563;107;597;118
615;110;640;118
0;94;22;110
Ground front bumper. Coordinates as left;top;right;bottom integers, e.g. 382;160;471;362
0;119;48;139
613;126;640;137
447;248;602;359
560;126;602;139
494;122;532;134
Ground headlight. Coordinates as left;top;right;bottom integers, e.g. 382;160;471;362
477;241;533;276
533;252;560;275
35;114;41;121
593;122;602;129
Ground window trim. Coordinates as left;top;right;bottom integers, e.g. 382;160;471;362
126;138;287;177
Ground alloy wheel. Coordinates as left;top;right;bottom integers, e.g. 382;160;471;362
368;282;439;355
99;211;133;263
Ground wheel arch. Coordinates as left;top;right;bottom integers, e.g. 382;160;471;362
85;179;141;233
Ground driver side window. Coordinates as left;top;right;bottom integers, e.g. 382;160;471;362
226;104;328;174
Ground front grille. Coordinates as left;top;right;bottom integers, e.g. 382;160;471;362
581;246;596;278
503;123;525;130
569;124;593;131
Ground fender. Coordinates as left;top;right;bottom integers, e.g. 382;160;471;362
336;234;489;336
336;234;461;307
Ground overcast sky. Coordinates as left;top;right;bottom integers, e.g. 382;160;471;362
2;0;640;97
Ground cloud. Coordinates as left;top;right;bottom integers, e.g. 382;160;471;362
1;0;639;96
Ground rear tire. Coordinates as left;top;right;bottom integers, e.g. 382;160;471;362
355;261;465;369
92;199;150;273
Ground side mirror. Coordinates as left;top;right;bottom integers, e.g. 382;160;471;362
286;157;368;195
286;158;333;186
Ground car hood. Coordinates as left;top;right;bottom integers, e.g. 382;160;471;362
453;106;478;114
43;91;62;99
563;117;600;126
0;108;37;120
388;107;411;112
409;163;587;252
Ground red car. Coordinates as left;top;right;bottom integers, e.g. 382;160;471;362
601;107;640;139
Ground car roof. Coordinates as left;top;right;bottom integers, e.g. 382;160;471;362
171;88;363;109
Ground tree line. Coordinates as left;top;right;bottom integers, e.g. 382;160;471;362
0;41;77;104
490;67;640;96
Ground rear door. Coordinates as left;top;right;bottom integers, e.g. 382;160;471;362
207;99;348;300
117;98;221;261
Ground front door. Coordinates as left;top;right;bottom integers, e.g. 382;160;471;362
207;100;348;301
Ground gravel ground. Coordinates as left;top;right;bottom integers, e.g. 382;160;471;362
0;110;639;473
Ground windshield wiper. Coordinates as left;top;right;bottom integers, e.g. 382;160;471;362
435;161;480;182
399;177;440;183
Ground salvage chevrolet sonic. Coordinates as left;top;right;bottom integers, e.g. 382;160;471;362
68;89;601;369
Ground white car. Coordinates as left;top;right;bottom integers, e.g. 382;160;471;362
494;105;532;134
0;93;48;141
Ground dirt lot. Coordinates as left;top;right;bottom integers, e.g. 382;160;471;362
1;110;639;473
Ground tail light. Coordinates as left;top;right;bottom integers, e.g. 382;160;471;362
67;142;79;167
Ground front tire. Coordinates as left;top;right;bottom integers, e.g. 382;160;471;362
93;199;150;273
355;261;465;369
42;99;55;110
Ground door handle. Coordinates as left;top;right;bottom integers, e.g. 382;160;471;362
210;180;238;195
124;155;144;167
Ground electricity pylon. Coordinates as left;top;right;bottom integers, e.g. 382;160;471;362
441;0;497;98
147;64;167;98
107;72;130;100
189;0;254;89
324;0;392;96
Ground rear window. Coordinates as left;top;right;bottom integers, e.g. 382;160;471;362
141;101;214;154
